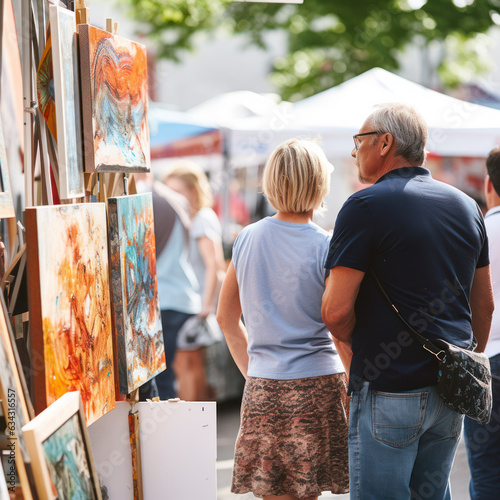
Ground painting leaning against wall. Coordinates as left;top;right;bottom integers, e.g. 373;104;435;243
79;24;150;173
108;193;165;394
26;203;115;425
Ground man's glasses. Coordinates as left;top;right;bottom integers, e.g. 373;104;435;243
353;131;381;152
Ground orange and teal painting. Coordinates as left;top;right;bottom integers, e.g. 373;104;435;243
108;194;165;395
26;203;115;425
79;24;150;173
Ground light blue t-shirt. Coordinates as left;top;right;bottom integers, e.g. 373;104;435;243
232;217;344;380
156;218;201;314
189;207;222;295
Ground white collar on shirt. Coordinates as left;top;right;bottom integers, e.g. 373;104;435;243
486;206;500;218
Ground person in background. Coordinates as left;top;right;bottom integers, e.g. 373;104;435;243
464;147;500;500
165;162;225;401
322;103;493;499
136;174;201;401
213;178;250;227
217;139;349;500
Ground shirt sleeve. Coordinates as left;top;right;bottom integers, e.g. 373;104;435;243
476;205;490;269
191;209;221;242
477;232;489;269
322;234;333;280
325;196;375;271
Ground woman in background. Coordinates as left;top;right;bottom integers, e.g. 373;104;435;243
217;139;350;500
165;162;225;401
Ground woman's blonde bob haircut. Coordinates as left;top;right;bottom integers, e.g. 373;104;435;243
263;139;331;214
164;160;213;210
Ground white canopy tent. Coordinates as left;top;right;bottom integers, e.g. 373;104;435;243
293;67;500;158
189;90;285;123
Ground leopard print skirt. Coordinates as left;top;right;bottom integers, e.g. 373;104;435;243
231;373;349;498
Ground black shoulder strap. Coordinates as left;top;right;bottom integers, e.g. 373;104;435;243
369;270;445;360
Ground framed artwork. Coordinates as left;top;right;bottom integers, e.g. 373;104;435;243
0;293;36;499
26;203;115;425
22;391;102;500
0;118;16;219
49;5;85;199
79;24;150;173
108;193;165;394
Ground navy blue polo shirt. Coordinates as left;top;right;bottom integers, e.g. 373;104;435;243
325;166;489;393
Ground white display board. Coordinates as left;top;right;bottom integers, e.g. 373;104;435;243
88;401;217;500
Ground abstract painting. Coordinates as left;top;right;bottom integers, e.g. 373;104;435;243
108;193;165;394
26;203;115;425
79;24;150;173
0;117;16;219
36;33;57;141
50;5;85;199
22;391;102;500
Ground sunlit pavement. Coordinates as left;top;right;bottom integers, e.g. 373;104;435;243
217;400;471;500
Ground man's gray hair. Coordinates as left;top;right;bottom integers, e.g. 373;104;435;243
368;103;428;165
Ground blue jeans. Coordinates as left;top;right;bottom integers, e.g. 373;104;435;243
464;353;500;500
349;381;463;500
139;310;194;401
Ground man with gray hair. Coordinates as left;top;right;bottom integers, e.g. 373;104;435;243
322;103;494;499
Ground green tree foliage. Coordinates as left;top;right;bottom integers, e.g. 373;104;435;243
123;0;500;100
123;0;230;61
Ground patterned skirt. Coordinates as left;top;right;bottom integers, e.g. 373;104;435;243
231;373;349;498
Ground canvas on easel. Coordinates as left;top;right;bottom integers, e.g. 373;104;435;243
49;5;85;199
26;203;115;425
108;193;165;394
79;24;150;173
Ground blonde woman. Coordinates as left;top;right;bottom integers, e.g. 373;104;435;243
217;139;349;500
165;162;225;401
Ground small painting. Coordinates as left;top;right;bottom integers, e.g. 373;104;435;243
43;414;95;498
26;203;115;425
0;117;16;219
50;5;85;199
79;24;150;173
22;391;102;500
108;193;165;394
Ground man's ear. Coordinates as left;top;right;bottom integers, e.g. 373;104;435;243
380;133;394;157
485;175;493;194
